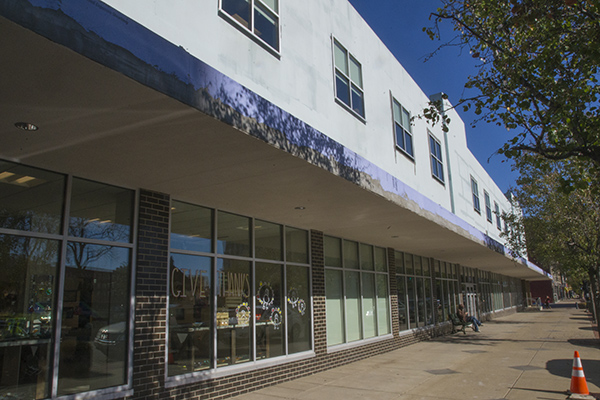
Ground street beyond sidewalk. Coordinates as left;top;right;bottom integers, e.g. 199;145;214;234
229;300;599;400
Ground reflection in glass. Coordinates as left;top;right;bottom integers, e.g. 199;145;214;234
417;277;425;326
376;275;390;335
286;265;310;354
436;279;444;323
217;211;251;257
345;271;362;342
168;254;211;376
216;259;251;367
254;2;278;50
324;236;341;267
407;277;416;327
170;201;213;253
395;251;404;274
255;263;283;359
285;227;308;264
396;276;408;331
325;269;344;346
69;178;134;243
221;0;250;28
58;244;130;396
425;278;433;325
0;161;65;234
0;235;58;399
362;273;376;339
255;220;282;261
404;253;413;275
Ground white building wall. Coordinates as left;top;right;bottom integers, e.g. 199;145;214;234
103;0;512;245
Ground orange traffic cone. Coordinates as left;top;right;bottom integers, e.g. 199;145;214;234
569;351;590;395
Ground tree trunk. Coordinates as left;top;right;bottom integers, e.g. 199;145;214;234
588;269;600;324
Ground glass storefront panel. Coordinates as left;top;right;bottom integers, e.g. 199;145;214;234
435;279;444;323
216;259;251;367
286;227;308;264
376;275;390;335
359;244;374;271
324;236;341;267
69;178;134;244
217;212;251;257
343;240;359;270
0;235;59;400
397;275;407;331
0;162;65;235
286;265;311;354
361;273;376;338
407;277;416;327
374;247;387;273
425;278;433;325
170;201;213;253
416;277;425;326
325;269;344;346
255;221;282;261
255;263;284;360
395;252;404;274
345;271;362;342
168;254;212;376
404;253;413;276
58;244;130;396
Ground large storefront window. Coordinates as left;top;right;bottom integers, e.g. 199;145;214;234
0;161;135;399
396;251;436;330
168;202;311;378
324;237;390;346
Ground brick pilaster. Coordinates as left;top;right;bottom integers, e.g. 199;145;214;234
310;230;327;356
132;190;170;400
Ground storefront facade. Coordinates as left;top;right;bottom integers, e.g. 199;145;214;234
0;1;549;399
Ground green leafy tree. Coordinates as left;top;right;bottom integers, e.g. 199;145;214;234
503;155;600;320
424;0;600;169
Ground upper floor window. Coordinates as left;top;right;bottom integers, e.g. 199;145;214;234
484;191;492;222
429;134;444;183
471;177;481;214
393;99;413;158
333;40;365;118
220;0;279;52
494;202;502;230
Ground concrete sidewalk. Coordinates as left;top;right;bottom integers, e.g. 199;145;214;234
230;300;599;400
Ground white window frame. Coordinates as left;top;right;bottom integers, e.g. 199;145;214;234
471;177;481;214
219;0;280;55
484;191;492;222
428;133;444;183
332;38;365;120
392;98;414;159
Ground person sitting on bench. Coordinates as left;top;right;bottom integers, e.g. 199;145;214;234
457;304;483;332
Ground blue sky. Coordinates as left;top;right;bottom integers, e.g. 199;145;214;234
348;0;519;194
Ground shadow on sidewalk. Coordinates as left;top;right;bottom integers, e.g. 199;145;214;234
547;359;600;389
568;338;600;349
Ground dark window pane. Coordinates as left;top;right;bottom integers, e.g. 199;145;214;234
351;85;364;117
58;244;130;395
217;211;251;257
254;3;278;50
0;235;59;399
335;73;350;107
343;240;359;269
0;161;65;234
395;124;405;149
360;243;374;271
256;263;284;359
287;265;311;353
405;132;414;156
216;259;251;367
170;201;213;253
168;254;212;376
69;178;134;243
255;220;282;261
285;227;308;264
396;275;407;331
222;0;250;28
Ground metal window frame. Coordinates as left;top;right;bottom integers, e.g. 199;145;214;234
332;38;366;120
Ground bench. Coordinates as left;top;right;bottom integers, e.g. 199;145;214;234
449;313;474;334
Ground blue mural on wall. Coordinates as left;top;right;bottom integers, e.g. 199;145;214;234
0;0;526;260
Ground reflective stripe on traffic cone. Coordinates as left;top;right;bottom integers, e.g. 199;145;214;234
570;351;590;395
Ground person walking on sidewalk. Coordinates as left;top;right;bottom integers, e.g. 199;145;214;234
457;304;483;332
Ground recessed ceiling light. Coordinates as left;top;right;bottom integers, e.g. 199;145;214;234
294;206;306;210
15;122;39;131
